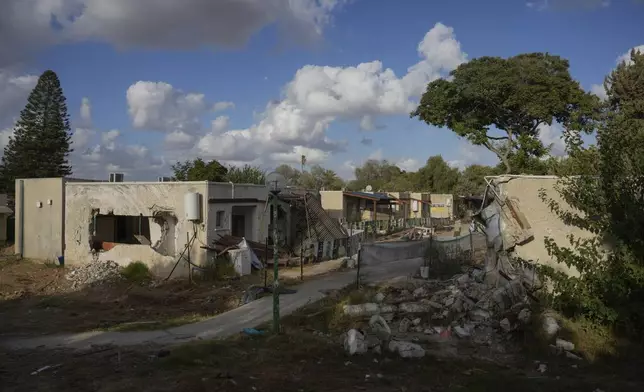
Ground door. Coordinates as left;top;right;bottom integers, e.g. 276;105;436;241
231;214;245;238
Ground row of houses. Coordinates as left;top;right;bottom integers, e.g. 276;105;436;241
1;177;455;276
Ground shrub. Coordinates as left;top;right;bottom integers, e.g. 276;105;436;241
121;261;152;283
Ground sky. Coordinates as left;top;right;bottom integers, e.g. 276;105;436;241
0;0;642;181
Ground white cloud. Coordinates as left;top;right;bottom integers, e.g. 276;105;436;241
213;101;235;112
79;97;92;127
211;116;230;133
0;128;14;153
0;70;38;129
396;158;421;172
127;81;208;133
526;0;611;11
71;128;95;150
75;129;165;180
447;142;496;170
269;146;330;166
367;149;383;161
590;83;608;101
0;0;347;67
617;45;644;66
539;122;567;157
195;22;467;164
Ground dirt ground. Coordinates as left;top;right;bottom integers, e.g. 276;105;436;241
2;311;643;392
0;256;302;336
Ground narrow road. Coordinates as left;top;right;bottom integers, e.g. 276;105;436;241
1;258;422;350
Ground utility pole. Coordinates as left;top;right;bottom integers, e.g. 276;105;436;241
269;177;282;334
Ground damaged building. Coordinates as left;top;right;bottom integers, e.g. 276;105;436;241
14;177;269;276
273;190;349;261
475;175;597;280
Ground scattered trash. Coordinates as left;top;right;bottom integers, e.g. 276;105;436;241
31;364;62;376
537;363;547;373
242;328;266;336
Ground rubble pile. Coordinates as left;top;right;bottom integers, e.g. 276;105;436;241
342;267;578;361
66;260;123;289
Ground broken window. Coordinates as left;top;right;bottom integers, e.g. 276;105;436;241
93;214;152;245
89;212;177;256
216;210;225;228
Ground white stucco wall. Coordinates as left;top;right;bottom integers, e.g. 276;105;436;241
64;181;210;276
15;178;65;261
206;183;269;243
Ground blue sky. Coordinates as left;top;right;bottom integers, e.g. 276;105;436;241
0;0;642;180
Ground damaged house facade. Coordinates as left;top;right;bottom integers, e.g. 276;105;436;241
14;177;269;276
273;190;349;261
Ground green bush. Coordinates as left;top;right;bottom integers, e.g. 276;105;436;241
121;261;152;283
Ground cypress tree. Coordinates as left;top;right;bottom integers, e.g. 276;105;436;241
0;70;73;193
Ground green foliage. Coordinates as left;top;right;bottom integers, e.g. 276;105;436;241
454;164;499;196
121;261;152;283
299;164;345;190
538;49;644;332
348;159;404;191
171;158;266;184
275;164;301;186
415;155;460;192
225;164;266;185
0;70;73;193
171;158;227;181
412;53;598;173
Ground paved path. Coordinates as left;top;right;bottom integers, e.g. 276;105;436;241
1;258;422;351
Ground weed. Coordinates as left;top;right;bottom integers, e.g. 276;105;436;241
121;261;151;283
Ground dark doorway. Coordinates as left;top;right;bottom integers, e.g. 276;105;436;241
231;214;245;237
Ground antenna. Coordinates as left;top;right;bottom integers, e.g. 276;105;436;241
265;172;286;195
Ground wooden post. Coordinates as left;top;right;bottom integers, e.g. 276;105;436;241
356;247;361;289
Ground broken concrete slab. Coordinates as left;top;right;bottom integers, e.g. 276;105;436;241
344;329;367;355
343;303;397;317
388;340;425;358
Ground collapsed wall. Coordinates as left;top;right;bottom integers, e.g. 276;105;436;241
478;176;597;278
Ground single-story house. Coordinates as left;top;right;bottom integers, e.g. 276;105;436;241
14;177;269;276
319;190;400;223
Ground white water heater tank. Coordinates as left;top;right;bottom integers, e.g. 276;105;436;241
184;192;201;221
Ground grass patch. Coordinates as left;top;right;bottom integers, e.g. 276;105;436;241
558;317;617;362
121;261;151;283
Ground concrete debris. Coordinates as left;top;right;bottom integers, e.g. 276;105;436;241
388;340;426;358
398;318;411;333
369;315;391;342
343;303;397;317
537;363;547;373
565;351;582;360
412;318;421;326
373;292;386;303
398;302;435;313
499;318;512;332
344;329;367;355
555;338;575;352
453;325;471;338
65;260;122;289
517;308;531;324
542;315;560;338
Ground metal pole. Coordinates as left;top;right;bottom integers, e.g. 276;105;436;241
264;237;268;288
356;246;361;289
272;194;280;334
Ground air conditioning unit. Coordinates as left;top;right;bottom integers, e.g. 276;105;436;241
109;173;124;182
158;176;172;182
